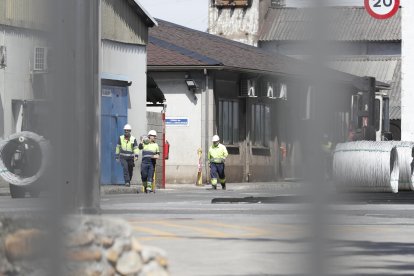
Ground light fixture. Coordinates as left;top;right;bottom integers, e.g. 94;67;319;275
185;78;198;92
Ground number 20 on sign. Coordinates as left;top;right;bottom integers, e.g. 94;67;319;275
364;0;400;19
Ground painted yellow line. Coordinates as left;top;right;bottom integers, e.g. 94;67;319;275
149;220;231;238
132;225;178;239
197;220;268;237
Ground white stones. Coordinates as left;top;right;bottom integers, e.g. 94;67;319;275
0;216;169;276
116;251;143;275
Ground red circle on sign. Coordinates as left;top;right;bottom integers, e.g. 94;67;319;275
364;0;400;19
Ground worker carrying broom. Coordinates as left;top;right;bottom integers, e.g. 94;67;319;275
208;135;228;190
139;130;160;193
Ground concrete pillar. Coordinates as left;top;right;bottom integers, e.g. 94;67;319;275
49;0;100;213
402;1;414;141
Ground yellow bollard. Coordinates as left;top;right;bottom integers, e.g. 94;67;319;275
196;148;203;186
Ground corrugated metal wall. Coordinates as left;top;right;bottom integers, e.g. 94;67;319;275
0;0;50;30
102;0;148;45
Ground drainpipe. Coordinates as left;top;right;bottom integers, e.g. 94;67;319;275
162;105;166;189
204;68;209;184
245;98;250;182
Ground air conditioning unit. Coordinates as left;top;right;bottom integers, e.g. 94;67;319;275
266;81;276;99
240;79;257;97
0;46;6;68
33;47;47;71
275;82;287;100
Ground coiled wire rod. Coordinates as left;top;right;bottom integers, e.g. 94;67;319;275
333;141;399;193
0;131;50;186
389;141;414;191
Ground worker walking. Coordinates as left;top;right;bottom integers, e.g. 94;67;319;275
208;135;228;190
139;130;160;193
115;124;139;187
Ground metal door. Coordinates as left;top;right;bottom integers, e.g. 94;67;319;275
101;85;128;185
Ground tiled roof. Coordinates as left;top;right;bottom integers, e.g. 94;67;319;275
148;19;305;75
259;7;401;42
148;19;389;91
328;56;401;119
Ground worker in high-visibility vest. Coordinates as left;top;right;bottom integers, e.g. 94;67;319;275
139;130;160;193
208;135;228;190
115;124;139;186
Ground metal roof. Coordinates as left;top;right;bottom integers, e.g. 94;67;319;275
328;56;401;119
259;7;401;42
128;0;158;27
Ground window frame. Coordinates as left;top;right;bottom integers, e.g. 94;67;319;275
251;102;271;147
218;98;240;146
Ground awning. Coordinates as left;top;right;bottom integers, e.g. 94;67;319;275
147;75;165;106
101;73;132;87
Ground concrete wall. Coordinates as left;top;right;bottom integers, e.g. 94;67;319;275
101;40;147;139
0;25;47;139
148;71;204;184
208;0;265;46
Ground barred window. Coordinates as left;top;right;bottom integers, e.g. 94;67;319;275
251;103;271;147
218;99;239;145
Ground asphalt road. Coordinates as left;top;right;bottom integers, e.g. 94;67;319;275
2;183;414;275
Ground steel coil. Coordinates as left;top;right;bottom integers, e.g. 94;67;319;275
0;131;50;186
390;142;414;191
333;141;399;193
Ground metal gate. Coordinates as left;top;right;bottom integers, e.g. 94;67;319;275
101;85;128;185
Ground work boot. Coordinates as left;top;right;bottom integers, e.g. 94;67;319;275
221;183;226;190
212;184;217;190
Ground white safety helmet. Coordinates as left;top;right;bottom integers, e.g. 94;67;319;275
212;135;220;142
124;124;132;131
148;130;157;137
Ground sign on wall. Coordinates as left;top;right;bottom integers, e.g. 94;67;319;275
364;0;400;19
165;117;189;127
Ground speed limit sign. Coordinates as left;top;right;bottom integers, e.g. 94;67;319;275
364;0;400;19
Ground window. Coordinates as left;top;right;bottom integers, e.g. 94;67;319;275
374;99;381;131
218;99;239;145
251;103;271;147
34;47;47;71
0;46;6;68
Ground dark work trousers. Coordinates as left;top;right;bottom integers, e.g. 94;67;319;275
120;158;134;183
210;163;225;180
141;161;155;184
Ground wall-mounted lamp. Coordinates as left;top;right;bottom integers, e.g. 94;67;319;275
185;78;198;92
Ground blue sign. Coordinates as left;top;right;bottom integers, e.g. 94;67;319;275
166;117;189;126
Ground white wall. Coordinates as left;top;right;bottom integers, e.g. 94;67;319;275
0;27;46;139
148;72;203;183
402;1;414;141
101;40;147;138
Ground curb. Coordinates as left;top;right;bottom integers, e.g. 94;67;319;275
211;195;307;204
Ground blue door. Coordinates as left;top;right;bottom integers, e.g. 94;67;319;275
101;85;128;185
